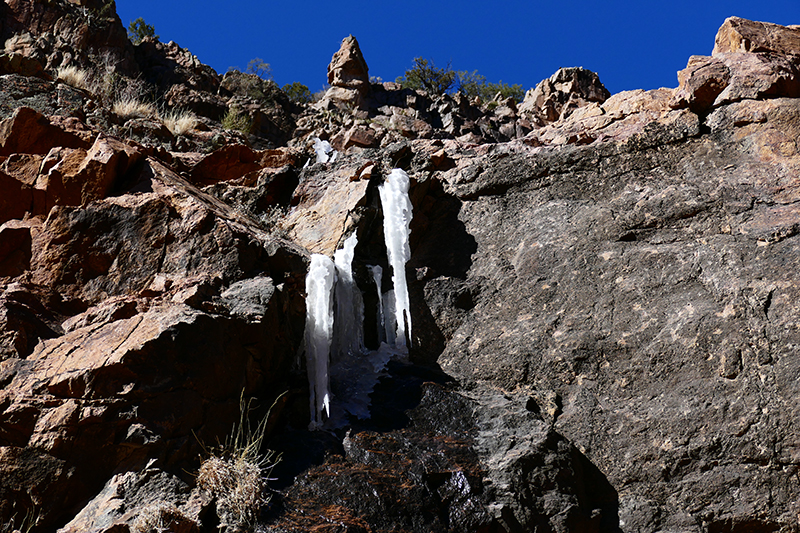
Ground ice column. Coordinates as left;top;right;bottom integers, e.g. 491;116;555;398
304;254;336;429
332;233;364;358
378;169;413;348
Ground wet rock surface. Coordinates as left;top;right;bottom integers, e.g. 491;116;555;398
0;4;799;532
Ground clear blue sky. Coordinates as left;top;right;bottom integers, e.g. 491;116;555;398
116;1;799;96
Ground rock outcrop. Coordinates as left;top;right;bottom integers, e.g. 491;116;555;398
0;4;799;532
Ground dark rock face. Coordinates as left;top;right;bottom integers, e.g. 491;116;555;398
426;97;800;532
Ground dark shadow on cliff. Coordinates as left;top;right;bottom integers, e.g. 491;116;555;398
408;178;479;365
571;445;623;533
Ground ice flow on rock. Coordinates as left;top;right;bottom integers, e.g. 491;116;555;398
304;254;336;430
303;168;414;429
378;169;413;349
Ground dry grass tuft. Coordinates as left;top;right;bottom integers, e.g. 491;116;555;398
196;393;281;529
161;109;198;136
112;97;157;119
131;503;194;533
56;65;90;90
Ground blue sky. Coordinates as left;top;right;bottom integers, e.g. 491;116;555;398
116;1;799;96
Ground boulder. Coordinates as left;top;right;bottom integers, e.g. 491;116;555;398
671;52;800;113
0;106;89;157
35;134;144;212
519;67;610;124
713;16;800;56
280;160;373;256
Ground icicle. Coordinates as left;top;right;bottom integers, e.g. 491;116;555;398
304;254;336;430
378;169;413;349
313;137;338;164
332;233;364;358
368;265;385;344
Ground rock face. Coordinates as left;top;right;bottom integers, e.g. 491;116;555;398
1;5;800;532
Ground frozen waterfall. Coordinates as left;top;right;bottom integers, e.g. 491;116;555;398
303;168;413;429
378;169;413;349
304;254;336;429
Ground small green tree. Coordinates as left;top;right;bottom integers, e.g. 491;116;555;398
246;58;272;80
397;58;524;101
128;17;158;45
282;82;312;104
396;57;457;95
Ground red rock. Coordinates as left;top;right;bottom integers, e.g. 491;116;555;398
0;107;89;157
0;51;49;79
282;163;371;255
35;135;144;212
188;144;262;187
670;55;731;113
0;282;61;360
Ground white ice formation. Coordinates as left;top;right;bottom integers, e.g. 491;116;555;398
378;169;413;348
313;137;338;164
303;168;413;429
304;254;336;429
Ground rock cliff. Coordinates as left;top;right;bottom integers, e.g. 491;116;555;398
0;4;799;532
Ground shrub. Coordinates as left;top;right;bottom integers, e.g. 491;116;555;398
396;57;457;95
221;106;251;133
282;82;312;104
161;109;198;136
397;57;525;101
128;17;158;45
197;394;281;529
246;58;272;80
112;97;157;118
56;65;90;90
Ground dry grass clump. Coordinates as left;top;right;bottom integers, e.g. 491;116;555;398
161;109;198;136
56;65;90;90
112;97;157;119
131;503;194;533
196;394;280;529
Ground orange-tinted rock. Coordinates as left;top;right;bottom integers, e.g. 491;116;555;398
35;135;144;212
282;162;371;256
0;107;89;157
0;51;49;79
327;35;370;94
713;16;800;56
188;144;262;187
670;55;731;113
671;52;800;113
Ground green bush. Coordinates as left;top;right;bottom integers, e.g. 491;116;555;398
282;82;312;104
396;57;457;95
246;58;272;80
127;17;158;45
397;57;524;101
